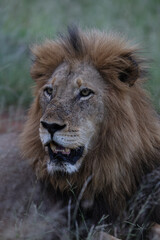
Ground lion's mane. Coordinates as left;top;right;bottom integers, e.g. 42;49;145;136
20;27;160;221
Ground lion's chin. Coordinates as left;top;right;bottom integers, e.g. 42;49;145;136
47;158;83;174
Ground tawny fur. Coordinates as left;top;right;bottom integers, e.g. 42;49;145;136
20;27;160;220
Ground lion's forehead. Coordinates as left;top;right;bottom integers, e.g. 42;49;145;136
50;61;104;90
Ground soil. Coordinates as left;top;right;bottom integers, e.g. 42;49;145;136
0;111;25;134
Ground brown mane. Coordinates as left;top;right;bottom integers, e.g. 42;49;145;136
20;27;160;218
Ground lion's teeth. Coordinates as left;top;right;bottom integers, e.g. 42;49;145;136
49;143;71;155
50;142;56;152
65;148;71;154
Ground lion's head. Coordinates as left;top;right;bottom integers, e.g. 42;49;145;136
38;61;104;174
21;27;160;216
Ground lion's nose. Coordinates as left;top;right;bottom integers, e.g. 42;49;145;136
41;121;66;135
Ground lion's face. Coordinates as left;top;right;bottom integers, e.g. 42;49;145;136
39;62;105;174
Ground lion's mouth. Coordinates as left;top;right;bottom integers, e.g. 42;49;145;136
46;142;84;165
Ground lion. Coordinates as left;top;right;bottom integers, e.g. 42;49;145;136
19;26;160;238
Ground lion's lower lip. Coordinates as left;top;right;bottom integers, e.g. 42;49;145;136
47;143;84;165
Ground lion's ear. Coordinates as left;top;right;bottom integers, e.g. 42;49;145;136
118;55;141;87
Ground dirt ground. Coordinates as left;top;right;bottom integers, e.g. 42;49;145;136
0;111;25;165
0;110;25;134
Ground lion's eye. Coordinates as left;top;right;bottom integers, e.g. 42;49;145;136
44;87;53;97
80;88;94;98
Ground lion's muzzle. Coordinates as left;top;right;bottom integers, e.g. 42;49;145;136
39;120;85;172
